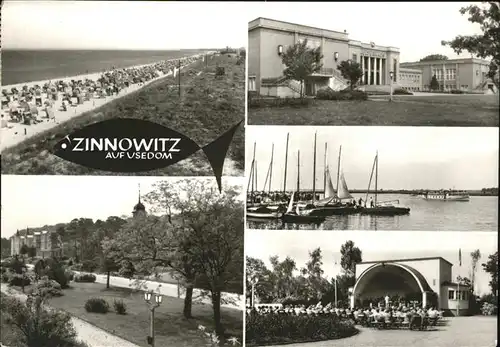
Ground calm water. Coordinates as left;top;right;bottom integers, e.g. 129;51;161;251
2;49;207;85
246;194;498;231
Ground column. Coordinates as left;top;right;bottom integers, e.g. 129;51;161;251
456;63;459;89
374;58;378;85
422;292;427;308
361;56;364;84
443;64;446;90
350;295;355;309
367;56;371;85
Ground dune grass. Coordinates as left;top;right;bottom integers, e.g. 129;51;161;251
1;54;245;176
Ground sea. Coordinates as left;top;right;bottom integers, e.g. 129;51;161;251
246;194;498;231
1;49;209;85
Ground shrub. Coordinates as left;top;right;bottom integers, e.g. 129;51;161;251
481;302;497;316
5;256;26;274
81;260;98;273
1;293;82;347
393;88;413;95
31;277;63;297
248;96;313;109
84;298;109;314
245;313;357;346
315;88;368;101
66;270;75;281
9;274;31;287
70;263;83;271
1;271;10;283
215;66;225;77
451;89;465;94
46;260;69;289
74;273;96;283
113;299;127;315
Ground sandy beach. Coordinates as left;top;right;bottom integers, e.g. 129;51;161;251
0;53;207;152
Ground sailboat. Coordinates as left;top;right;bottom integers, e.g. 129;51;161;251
280;151;325;224
281;192;326;224
302;145;359;216
360;151;410;216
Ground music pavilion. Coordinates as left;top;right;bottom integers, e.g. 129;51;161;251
349;257;470;316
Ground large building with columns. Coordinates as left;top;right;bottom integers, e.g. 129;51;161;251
248;17;402;97
349;256;470;316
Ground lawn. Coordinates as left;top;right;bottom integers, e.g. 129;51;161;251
1;54;245;175
45;282;243;347
247;95;499;126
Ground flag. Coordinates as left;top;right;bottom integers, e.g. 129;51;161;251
459;248;462;266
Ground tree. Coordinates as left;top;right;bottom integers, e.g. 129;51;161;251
281;39;323;99
27;246;37;260
337;60;363;90
300;248;328;299
482;251;498;296
420;54;449;61
20;244;29;259
1;237;11;258
340;240;362;276
430;75;440;91
469;249;481;293
172;179;244;338
269;255;297;299
246;257;274;304
442;2;500;79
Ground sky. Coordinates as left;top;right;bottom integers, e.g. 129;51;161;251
1;1;247;50
246;126;499;191
245;230;498;296
0;175;244;239
2;1;482;62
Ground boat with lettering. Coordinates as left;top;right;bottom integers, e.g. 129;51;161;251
417;190;470;201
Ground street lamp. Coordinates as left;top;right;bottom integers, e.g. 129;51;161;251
389;71;394;102
144;291;163;347
250;277;259;308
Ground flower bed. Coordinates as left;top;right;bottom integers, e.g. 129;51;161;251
245;313;357;346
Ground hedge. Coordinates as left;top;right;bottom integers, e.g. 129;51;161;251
316;88;368;101
248;96;313;109
245;313;357;346
74;273;96;283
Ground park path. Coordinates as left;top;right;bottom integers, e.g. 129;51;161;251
0;284;140;347
74;271;244;310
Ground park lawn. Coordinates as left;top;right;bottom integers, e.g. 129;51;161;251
1;53;245;176
247;97;499;126
46;282;243;347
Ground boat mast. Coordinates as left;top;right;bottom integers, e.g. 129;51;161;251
283;133;289;193
324;142;328;198
297;150;300;193
249;142;256;200
312;132;317;203
365;154;376;205
269;143;274;193
255;161;258;193
375;151;379;206
336;145;342;200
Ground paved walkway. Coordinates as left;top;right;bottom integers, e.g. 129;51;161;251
74;271;244;310
259;316;497;347
1;284;139;347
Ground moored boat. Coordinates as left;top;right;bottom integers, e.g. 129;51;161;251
281;192;326;224
246;206;283;219
361;151;411;216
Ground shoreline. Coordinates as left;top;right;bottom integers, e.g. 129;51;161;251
0;53;206;152
1;52;212;90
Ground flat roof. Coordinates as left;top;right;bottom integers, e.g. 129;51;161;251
359;256;453;267
249;17;348;36
401;57;491;66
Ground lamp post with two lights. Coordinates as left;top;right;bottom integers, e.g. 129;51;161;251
144;291;163;347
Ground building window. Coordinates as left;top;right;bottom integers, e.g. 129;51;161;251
248;77;256;92
352;53;357;62
448;290;455;300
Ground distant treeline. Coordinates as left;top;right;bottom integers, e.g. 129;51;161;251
270;188;499;196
